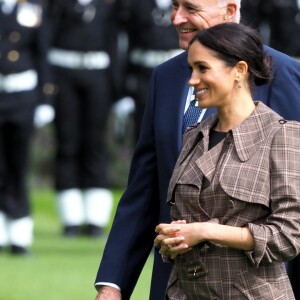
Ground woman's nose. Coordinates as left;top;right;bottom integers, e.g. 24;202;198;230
188;75;200;86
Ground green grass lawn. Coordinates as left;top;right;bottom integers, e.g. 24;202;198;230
0;189;153;300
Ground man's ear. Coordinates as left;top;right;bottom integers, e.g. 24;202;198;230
224;3;237;21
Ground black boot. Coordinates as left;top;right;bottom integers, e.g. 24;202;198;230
63;225;81;237
11;245;30;255
85;224;103;237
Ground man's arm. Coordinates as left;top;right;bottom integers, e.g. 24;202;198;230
94;69;160;299
256;46;300;121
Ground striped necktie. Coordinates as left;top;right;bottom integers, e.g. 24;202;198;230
182;94;202;133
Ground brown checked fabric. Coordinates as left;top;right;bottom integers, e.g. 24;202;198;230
165;102;300;300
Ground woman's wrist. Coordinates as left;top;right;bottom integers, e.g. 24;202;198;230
196;222;210;244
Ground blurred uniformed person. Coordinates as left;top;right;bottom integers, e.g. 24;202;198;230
240;0;264;28
241;0;300;59
115;0;182;142
0;0;54;255
265;0;300;59
47;0;118;238
240;0;271;45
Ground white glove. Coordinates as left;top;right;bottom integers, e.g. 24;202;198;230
112;97;135;119
112;97;135;142
34;104;55;128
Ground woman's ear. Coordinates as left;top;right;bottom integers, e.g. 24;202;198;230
235;61;248;80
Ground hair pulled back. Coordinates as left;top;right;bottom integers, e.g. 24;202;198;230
189;23;272;87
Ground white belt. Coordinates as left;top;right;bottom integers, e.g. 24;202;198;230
48;48;110;70
129;48;184;68
0;70;38;93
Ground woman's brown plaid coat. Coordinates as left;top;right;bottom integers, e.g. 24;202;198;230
165;102;300;300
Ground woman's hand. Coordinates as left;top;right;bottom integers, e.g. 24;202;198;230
155;220;255;258
154;220;195;259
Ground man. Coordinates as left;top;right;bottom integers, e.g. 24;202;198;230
47;0;117;238
115;0;181;142
94;1;300;299
0;0;54;255
264;0;300;59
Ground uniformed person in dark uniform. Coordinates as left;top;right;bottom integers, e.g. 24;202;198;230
240;0;271;45
47;0;118;238
0;0;54;254
241;0;264;27
116;0;182;142
265;0;300;59
241;0;300;58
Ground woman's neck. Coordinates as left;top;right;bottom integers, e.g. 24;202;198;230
215;96;255;132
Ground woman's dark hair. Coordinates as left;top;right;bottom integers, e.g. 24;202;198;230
189;23;272;87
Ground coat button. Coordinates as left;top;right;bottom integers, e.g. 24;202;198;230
7;50;20;62
9;31;21;43
228;199;234;209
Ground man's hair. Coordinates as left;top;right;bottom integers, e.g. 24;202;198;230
217;0;241;23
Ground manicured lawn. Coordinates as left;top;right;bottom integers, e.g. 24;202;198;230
0;189;153;300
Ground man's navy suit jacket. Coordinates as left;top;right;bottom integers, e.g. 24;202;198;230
96;46;300;300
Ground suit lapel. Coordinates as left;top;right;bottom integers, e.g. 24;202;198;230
163;52;191;155
162;53;217;163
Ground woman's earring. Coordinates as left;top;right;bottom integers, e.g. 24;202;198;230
238;83;241;88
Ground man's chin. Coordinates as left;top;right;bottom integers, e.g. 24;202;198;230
179;35;198;50
178;40;190;51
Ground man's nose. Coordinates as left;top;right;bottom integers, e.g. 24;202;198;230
171;7;187;25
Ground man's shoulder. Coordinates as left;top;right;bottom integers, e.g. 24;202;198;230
264;45;299;65
154;51;187;73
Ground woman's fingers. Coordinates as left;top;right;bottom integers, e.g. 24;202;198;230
155;223;181;234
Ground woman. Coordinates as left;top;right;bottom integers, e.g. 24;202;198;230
154;23;300;299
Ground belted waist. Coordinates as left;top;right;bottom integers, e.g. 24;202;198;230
48;48;110;70
0;70;38;93
129;48;184;68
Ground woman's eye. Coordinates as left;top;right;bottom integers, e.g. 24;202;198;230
199;65;207;72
